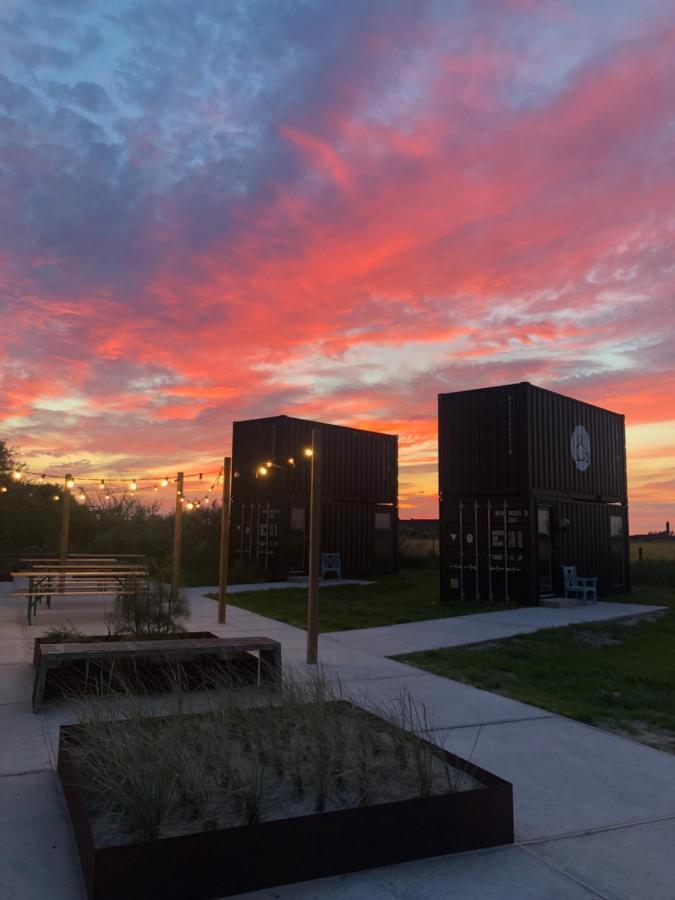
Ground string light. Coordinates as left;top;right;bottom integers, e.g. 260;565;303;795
66;478;75;489
287;457;295;466
53;494;60;501
186;501;194;511
161;478;169;487
130;480;137;491
99;479;105;489
78;492;86;501
304;447;313;457
0;486;7;493
257;465;269;477
39;474;46;483
12;470;23;481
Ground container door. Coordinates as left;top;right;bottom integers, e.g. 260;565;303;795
609;513;625;588
288;507;306;573
537;507;553;595
374;510;393;570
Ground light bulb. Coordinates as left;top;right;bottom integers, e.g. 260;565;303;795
53;494;60;501
287;457;295;466
130;480;137;491
257;466;268;476
161;478;169;487
12;470;22;481
66;478;75;489
0;486;7;493
304;447;313;457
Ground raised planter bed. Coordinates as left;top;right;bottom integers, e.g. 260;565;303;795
33;632;261;699
58;703;513;900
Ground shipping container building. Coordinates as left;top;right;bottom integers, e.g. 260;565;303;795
439;383;629;605
230;415;398;579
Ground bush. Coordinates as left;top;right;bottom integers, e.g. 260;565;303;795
112;573;190;637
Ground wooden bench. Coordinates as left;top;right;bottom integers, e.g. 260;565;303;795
32;636;282;712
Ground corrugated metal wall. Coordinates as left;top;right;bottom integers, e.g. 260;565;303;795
527;385;627;501
439;382;627;501
231;415;398;578
232;416;397;503
439;383;629;604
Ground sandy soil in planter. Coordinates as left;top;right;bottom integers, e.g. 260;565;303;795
64;698;482;848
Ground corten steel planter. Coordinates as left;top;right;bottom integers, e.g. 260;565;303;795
58;706;514;900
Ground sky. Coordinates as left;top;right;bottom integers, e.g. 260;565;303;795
0;0;674;531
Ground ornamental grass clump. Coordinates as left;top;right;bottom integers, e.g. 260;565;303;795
66;666;478;847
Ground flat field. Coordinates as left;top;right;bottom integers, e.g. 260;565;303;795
397;578;675;754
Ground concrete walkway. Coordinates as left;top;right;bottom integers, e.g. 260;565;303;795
323;600;665;656
1;583;674;899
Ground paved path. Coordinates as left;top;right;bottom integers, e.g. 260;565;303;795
323;600;665;656
1;582;673;900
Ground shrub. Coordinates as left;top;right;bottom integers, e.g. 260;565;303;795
112;573;190;637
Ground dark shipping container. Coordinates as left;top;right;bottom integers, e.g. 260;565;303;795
231;416;398;579
439;383;629;604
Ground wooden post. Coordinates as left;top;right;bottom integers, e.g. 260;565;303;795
171;472;184;601
59;473;72;566
218;457;232;624
306;428;322;664
59;473;72;592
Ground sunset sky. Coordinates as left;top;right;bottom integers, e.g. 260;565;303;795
1;0;673;531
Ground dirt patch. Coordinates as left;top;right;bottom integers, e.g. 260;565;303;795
603;721;675;755
572;630;623;647
615;610;668;627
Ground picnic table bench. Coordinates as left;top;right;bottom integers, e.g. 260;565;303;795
32;635;282;712
11;561;149;624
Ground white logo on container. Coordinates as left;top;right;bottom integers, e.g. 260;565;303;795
571;425;591;471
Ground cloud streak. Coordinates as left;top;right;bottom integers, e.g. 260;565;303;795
1;0;674;529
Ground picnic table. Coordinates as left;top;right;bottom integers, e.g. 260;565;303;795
10;556;149;624
32;635;282;712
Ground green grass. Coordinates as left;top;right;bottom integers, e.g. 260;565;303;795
396;583;675;750
210;565;519;633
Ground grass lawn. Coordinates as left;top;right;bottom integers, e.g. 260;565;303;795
396;582;675;753
211;566;519;633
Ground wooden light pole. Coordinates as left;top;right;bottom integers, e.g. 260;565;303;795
171;472;184;601
59;473;72;567
218;457;232;624
59;473;72;592
306;428;322;664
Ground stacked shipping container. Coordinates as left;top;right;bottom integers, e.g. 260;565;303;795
439;383;629;604
230;415;398;579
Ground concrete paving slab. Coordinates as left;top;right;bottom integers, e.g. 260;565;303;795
529;816;675;900
0;638;30;664
436;717;675;841
0;664;33;705
342;671;553;731
0;771;85;900
0;703;53;776
324;602;665;657
234;844;599;899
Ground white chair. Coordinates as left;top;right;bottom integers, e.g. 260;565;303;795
320;553;341;580
562;565;598;604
